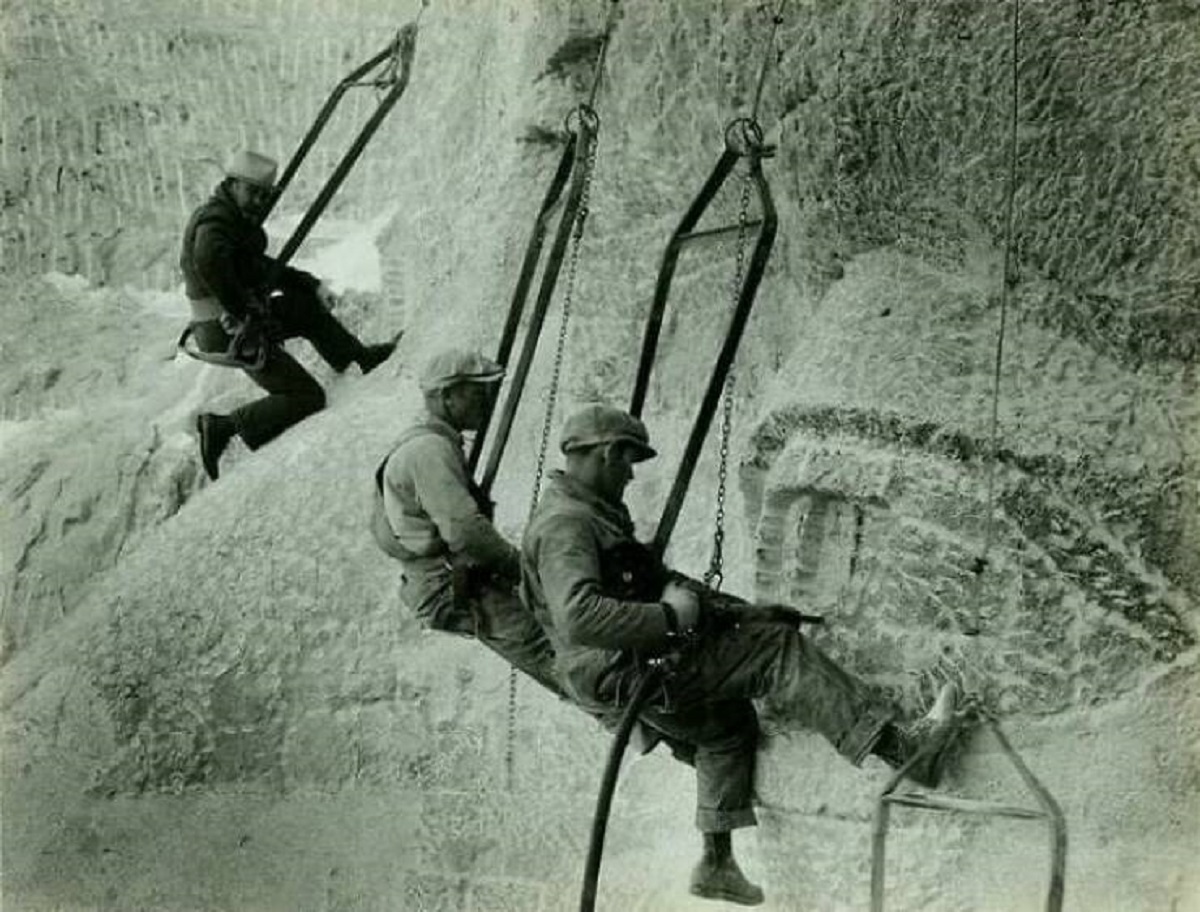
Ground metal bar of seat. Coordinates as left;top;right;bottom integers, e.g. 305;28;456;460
676;218;764;248
649;132;776;558
870;716;1067;912
264;37;402;220
627;148;738;419
467;133;578;474
478;109;599;498
883;792;1046;820
275;26;416;267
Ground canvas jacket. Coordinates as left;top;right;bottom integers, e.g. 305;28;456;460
521;470;674;707
380;413;519;579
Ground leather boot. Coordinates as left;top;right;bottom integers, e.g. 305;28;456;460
197;413;234;481
689;855;765;906
874;683;961;788
357;332;402;374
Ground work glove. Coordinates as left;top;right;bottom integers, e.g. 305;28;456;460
662;581;701;634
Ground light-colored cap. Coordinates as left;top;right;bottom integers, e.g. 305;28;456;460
419;348;505;392
560;404;656;462
224;149;278;188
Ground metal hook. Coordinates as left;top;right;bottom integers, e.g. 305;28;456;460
565;103;601;135
723;117;765;156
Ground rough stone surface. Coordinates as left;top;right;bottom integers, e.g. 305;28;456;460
2;0;1197;910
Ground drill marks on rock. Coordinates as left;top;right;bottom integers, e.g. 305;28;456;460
748;406;1194;714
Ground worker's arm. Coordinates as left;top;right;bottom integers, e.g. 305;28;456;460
407;436;519;575
267;258;322;296
535;514;672;651
191;222;262;319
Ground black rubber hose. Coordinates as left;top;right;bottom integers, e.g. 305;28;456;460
579;665;665;912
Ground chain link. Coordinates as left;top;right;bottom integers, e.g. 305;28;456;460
704;169;755;590
507;117;598;793
527;123;597;523
504;665;519;790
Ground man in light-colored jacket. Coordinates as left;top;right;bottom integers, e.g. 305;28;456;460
371;347;560;695
521;404;961;907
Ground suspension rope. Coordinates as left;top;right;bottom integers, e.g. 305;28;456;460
750;0;788;122
587;0;622;108
968;0;1021;633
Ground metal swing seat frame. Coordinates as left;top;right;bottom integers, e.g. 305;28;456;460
871;712;1067;912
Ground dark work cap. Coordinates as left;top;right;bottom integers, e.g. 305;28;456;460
560;404;657;462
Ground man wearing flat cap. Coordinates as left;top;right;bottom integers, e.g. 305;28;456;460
181;148;399;480
522;403;962;906
370;346;561;695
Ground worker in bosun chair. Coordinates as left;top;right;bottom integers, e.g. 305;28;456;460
521;404;963;907
182;148;399;481
370;347;564;698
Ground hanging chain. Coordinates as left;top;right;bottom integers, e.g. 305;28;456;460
527;121;598;522
704;171;754;590
507;2;611;796
504;669;519;789
506;118;599;793
701;1;782;590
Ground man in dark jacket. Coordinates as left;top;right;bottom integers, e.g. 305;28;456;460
181;148;397;480
521;404;962;907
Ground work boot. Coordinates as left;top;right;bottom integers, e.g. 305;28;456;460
875;683;961;788
689;856;765;906
196;413;235;481
357;332;402;375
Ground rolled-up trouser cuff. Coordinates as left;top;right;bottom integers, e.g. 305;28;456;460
841;707;896;766
697;806;757;833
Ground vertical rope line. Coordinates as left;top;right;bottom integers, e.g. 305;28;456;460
750;0;788;122
972;0;1021;630
587;0;621;109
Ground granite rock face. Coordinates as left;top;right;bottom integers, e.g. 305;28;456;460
2;1;1197;910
